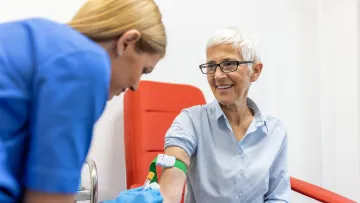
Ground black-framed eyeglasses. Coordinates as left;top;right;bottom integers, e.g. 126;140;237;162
199;60;253;74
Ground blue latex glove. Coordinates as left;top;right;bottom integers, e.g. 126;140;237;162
101;187;163;203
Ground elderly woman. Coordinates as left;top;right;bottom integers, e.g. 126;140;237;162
159;27;291;203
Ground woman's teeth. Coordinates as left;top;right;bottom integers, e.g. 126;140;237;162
217;85;233;89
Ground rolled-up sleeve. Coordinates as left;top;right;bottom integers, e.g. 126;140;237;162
24;50;110;194
265;134;291;203
164;109;197;158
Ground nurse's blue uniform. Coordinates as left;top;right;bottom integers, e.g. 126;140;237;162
0;18;110;202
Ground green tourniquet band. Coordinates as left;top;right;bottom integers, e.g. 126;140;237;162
148;156;187;183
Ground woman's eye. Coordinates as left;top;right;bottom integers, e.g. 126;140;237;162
223;62;235;66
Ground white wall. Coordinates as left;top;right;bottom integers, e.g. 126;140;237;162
1;0;359;202
318;0;360;199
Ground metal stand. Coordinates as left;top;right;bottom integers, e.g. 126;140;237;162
75;158;98;203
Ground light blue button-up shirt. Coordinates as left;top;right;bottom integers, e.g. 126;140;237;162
164;98;291;203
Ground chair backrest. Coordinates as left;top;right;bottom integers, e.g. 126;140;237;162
124;80;206;189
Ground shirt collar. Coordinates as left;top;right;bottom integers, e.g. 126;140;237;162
210;97;268;132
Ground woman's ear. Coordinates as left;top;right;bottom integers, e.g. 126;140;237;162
116;29;141;55
250;62;263;82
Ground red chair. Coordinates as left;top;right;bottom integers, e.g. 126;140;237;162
124;80;206;202
290;177;356;203
124;80;357;203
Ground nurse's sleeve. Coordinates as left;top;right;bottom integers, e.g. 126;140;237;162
265;134;291;203
24;51;110;194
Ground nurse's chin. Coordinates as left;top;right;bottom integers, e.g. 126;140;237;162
109;88;127;100
108;94;115;100
108;92;120;100
115;91;123;97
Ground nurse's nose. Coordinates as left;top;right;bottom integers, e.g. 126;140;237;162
130;84;138;91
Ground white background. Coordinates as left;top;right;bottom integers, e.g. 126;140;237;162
1;0;359;202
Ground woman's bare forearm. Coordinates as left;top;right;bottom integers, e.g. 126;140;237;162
159;146;190;203
160;167;187;203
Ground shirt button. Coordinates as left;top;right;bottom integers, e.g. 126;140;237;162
240;170;244;176
238;192;243;197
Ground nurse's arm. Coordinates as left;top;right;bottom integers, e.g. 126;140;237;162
22;51;109;203
23;191;74;203
160;146;190;203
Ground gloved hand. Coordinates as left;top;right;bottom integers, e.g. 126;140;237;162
101;186;163;203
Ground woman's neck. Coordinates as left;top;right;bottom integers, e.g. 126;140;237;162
220;98;254;126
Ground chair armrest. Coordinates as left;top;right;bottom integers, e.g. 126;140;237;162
290;177;356;203
130;184;143;189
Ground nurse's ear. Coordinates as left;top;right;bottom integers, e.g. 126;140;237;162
116;29;141;56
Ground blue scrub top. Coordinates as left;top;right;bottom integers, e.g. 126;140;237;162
0;18;110;202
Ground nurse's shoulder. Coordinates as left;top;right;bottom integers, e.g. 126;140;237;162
26;17;109;69
0;17;110;83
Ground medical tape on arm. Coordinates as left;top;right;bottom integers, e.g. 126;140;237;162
148;154;187;183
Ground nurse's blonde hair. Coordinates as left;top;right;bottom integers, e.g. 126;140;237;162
68;0;167;57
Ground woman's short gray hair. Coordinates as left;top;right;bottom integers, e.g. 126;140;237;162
206;27;261;63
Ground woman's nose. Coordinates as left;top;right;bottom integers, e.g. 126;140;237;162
213;67;226;79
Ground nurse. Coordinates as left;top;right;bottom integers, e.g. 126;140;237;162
0;0;166;202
